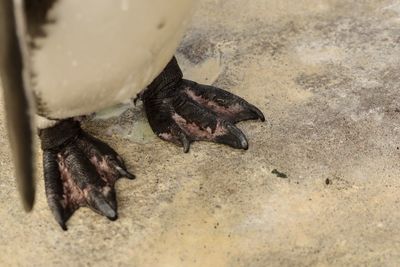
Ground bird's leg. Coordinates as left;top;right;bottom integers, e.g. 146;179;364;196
39;119;134;230
141;57;265;152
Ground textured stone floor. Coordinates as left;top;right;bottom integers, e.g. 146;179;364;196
2;0;400;266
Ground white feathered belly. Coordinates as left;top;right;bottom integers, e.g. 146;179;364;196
31;0;194;119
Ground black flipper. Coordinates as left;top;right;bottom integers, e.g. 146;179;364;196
0;1;36;210
141;57;265;152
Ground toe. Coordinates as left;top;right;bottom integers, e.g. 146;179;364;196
183;81;265;123
43;150;72;230
179;132;191;153
238;102;266;122
115;166;136;180
86;189;118;220
77;133;135;181
215;122;249;150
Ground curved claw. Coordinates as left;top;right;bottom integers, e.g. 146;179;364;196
115;165;136;180
87;189;117;220
48;199;68;231
220;123;249;150
179;132;191;153
247;103;266;122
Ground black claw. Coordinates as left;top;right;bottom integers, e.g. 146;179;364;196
225;123;249;150
47;194;69;231
248;104;266;122
115;165;136;180
49;200;68;231
179;132;191;153
88;190;117;220
60;223;68;231
54;213;68;231
108;214;118;221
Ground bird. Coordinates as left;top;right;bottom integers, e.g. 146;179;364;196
0;0;265;230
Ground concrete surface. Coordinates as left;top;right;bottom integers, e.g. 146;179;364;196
1;0;400;266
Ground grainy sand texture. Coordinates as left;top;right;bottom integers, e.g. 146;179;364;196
1;0;400;266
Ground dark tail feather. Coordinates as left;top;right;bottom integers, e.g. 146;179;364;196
0;0;36;211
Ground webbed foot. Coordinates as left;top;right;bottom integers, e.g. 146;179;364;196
142;57;265;152
39;119;134;230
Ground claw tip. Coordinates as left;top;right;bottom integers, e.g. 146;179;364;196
127;174;136;180
179;133;190;153
116;166;136;180
107;214;118;221
59;222;68;231
257;111;266;122
241;140;249;150
124;172;136;180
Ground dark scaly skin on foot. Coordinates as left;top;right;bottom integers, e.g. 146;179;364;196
141;57;265;152
39;119;134;230
39;57;263;230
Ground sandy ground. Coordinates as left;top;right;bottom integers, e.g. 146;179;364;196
1;0;400;266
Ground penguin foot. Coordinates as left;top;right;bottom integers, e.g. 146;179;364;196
39;119;135;230
142;58;265;152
